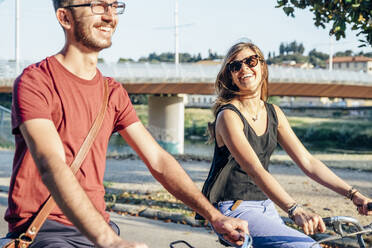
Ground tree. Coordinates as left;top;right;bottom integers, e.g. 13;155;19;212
289;41;298;54
308;49;329;68
334;50;354;57
276;0;372;47
279;43;285;55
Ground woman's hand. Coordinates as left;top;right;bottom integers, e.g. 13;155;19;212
352;192;372;215
292;207;326;235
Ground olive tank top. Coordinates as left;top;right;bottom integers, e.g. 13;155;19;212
201;103;278;203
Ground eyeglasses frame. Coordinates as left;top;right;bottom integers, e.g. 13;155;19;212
63;1;126;15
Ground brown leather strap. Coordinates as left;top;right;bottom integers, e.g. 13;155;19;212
20;79;109;243
231;200;242;211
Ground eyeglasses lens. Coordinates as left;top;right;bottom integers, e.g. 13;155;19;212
92;2;125;15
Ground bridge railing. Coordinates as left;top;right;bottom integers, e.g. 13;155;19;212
1;60;371;85
0;106;14;147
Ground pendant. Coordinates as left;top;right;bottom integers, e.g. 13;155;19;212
252;116;258;121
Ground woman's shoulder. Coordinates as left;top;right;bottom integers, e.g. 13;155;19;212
216;103;243;120
216;104;243;123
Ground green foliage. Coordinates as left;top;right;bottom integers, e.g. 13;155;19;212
308;49;329;68
279;41;305;55
184;108;213;139
129;94;148;105
266;53;308;65
117;58;134;63
133;105;372;152
290;117;372;151
137;52;213;63
276;0;372;47
133;50;224;63
268;96;281;105
0;93;12;109
207;49;224;60
133;105;148;126
334;50;353;56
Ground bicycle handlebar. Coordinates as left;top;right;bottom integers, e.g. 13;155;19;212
320;214;372;248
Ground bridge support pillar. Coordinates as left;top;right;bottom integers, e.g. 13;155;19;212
148;94;184;154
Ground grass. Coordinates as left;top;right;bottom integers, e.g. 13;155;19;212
133;104;372;153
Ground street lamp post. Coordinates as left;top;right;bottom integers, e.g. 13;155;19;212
15;0;20;74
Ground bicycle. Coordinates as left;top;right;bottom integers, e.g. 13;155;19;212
169;204;371;248
311;203;372;248
169;233;253;248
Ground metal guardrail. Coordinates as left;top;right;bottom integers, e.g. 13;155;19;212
0;60;371;86
0;105;13;147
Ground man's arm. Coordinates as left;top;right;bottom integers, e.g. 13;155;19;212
20;118;146;248
119;122;248;245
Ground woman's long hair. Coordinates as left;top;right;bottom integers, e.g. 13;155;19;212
208;42;269;141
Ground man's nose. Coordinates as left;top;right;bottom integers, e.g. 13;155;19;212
102;6;115;19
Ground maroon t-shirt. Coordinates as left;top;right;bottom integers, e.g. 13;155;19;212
6;56;139;233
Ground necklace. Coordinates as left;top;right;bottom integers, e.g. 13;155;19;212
249;101;263;122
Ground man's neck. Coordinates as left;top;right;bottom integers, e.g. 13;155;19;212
55;44;99;80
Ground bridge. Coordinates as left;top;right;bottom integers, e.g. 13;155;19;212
1;60;372;154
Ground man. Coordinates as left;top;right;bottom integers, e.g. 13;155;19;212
4;1;248;247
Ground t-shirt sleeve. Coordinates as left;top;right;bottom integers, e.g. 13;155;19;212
112;84;139;133
12;68;53;134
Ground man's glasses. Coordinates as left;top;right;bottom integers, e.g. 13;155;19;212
64;1;126;15
228;55;260;73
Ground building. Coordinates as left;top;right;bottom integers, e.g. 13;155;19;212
326;56;372;74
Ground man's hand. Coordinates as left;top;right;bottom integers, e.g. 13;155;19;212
211;215;249;246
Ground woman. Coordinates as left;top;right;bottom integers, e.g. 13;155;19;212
201;41;372;248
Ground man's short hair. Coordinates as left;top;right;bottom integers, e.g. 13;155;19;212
52;0;74;11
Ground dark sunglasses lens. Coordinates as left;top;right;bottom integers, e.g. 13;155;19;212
229;61;242;72
245;56;258;68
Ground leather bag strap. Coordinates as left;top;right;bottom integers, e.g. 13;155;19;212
20;79;109;243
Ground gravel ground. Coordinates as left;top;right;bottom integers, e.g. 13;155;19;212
104;153;372;226
0;150;371;229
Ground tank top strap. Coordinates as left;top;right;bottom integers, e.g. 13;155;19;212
216;104;249;134
265;103;278;129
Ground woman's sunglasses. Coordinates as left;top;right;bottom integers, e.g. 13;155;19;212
228;55;260;73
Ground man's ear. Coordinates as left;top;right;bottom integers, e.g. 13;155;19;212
56;8;72;30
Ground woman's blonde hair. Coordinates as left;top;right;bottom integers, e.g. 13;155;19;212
208;42;269;141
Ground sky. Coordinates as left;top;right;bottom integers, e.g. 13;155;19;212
1;0;371;63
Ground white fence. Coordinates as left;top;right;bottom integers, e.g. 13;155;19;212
1;60;372;86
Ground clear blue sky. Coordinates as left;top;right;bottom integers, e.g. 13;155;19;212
1;0;370;63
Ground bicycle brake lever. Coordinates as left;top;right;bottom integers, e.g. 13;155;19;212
333;221;345;236
323;217;345;236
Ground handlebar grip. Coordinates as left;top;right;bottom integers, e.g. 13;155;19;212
368;202;372;211
241;234;252;248
322;217;332;225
